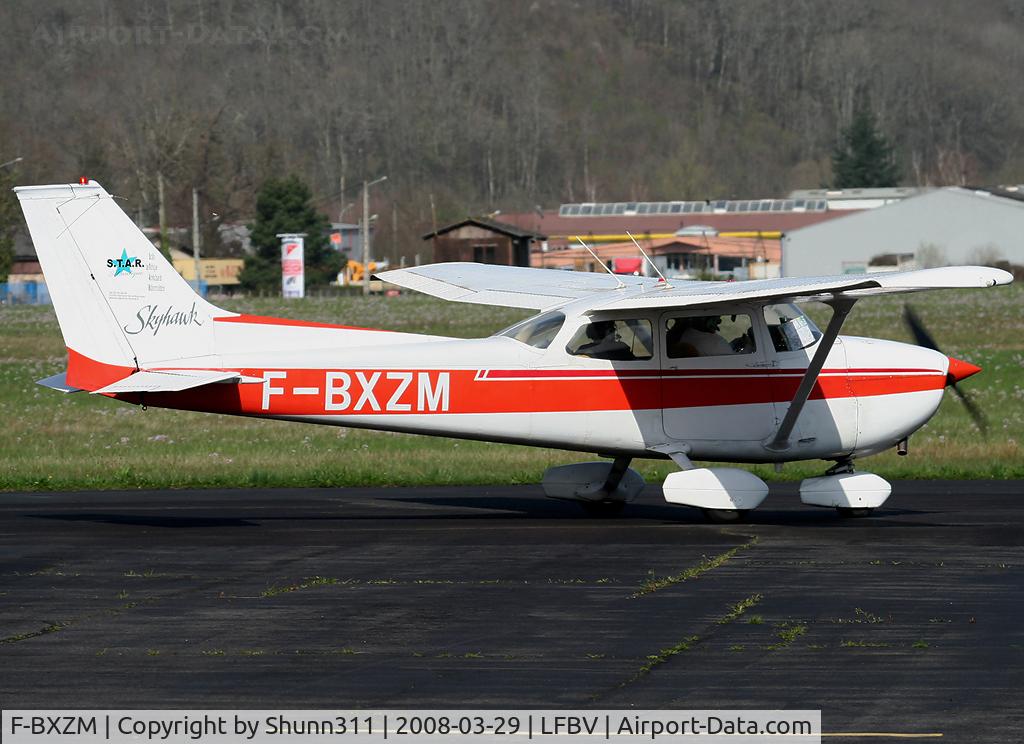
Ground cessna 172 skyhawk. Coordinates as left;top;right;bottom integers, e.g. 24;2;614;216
17;181;1012;521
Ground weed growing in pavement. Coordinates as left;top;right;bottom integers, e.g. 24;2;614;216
261;576;340;597
766;622;807;651
634;537;759;597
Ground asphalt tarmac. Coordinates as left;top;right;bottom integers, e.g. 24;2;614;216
1;481;1022;740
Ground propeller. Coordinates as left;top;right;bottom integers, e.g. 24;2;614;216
903;304;988;434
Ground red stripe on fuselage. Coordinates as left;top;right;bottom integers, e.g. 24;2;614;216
214;314;387;332
845;372;947;398
482;367;941;379
119;366;947;417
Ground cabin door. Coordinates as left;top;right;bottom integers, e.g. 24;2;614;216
660;309;777;443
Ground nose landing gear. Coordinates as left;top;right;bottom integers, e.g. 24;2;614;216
799;458;891;517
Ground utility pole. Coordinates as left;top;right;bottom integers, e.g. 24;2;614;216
191;187;202;295
362;180;370;296
157;171;168;260
391;201;398;265
362;175;387;296
338;133;347;224
429;192;438;264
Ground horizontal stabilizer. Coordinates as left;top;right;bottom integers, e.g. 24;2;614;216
36;372;84;393
91;369;263;395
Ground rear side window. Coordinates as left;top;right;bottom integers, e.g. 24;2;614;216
566;319;653;361
499;311;565;349
666;314;756;358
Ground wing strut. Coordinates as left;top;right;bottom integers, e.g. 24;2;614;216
765;297;856;452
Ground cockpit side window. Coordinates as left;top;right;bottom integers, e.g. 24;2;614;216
498;311;565;349
763;303;821;352
566;319;653;361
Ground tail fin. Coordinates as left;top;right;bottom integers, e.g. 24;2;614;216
15;181;229;389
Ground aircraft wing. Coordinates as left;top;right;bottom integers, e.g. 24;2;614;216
377;262;660;310
379;262;1010;312
89;369;263;395
587;266;1013;313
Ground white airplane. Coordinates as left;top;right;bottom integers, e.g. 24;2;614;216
17;181;1013;521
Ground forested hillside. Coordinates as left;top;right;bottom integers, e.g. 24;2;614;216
2;0;1022;259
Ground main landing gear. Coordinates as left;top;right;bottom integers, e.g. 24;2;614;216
541;456;644;517
662;467;769;523
701;507;750;524
650;446;768;523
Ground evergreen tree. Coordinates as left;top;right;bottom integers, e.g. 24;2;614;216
831;108;901;188
239;175;339;292
0;168;20;282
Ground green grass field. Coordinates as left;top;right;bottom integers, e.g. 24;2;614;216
0;286;1021;491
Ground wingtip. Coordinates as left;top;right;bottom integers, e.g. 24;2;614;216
991;267;1014;286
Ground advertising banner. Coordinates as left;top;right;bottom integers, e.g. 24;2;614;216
280;234;305;298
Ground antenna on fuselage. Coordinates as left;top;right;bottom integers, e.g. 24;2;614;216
575;236;625;289
626;230;673;289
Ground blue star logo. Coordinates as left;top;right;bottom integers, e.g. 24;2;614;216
114;248;137;277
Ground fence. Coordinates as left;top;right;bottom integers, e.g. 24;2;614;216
1;282;51;305
1;281;209;305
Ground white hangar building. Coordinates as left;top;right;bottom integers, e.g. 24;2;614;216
781;186;1024;276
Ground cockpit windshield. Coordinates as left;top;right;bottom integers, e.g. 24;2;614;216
763;303;822;352
497;310;565;349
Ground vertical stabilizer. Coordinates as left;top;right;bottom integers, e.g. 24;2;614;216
15;181;231;389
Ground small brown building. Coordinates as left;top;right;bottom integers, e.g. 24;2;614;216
423;218;543;266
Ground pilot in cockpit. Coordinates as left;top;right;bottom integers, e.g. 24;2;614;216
576;320;634;360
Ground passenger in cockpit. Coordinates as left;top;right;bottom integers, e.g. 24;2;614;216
667;316;734;357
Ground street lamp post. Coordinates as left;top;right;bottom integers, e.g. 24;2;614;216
362;175;387;295
0;156;23;170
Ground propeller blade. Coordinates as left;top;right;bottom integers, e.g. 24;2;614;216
903;304;940;351
904;304;988;434
949;382;989;435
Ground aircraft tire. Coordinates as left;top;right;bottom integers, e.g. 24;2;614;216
579;500;626;517
837;507;875;518
701;508;749;524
